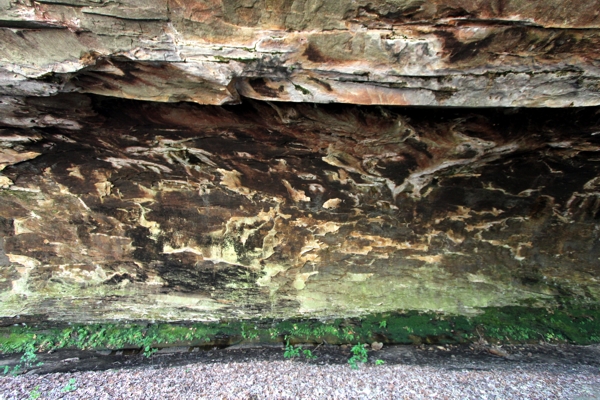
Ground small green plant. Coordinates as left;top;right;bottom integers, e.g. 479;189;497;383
379;320;387;329
283;341;317;360
348;343;368;370
241;324;259;340
3;345;42;376
302;349;317;360
283;340;301;359
61;378;77;393
10;365;21;376
142;345;157;358
28;386;41;400
20;345;41;369
375;359;385;366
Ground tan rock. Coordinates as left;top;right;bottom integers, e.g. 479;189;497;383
371;342;384;351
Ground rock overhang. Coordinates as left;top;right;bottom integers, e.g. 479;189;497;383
0;0;599;107
0;0;600;326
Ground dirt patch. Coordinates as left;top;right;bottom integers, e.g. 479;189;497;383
1;342;599;375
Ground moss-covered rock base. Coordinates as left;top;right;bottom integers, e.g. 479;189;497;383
2;305;600;366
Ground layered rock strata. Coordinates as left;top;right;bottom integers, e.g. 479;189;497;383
1;0;600;107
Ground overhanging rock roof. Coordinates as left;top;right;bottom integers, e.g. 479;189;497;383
1;0;599;107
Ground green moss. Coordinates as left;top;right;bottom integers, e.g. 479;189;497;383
212;55;253;63
0;189;40;201
1;305;599;361
470;306;600;344
292;84;311;95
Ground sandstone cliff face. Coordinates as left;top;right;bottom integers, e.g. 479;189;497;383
0;1;600;324
1;0;600;107
1;95;599;322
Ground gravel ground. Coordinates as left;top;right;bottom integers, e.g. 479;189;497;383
1;360;599;399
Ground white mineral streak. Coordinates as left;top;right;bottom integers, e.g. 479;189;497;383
0;175;12;188
282;179;310;202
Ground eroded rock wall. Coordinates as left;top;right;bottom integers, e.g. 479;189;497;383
0;95;599;322
1;0;600;107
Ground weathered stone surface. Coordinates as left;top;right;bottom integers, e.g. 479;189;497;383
1;0;600;326
0;94;599;323
1;0;599;107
